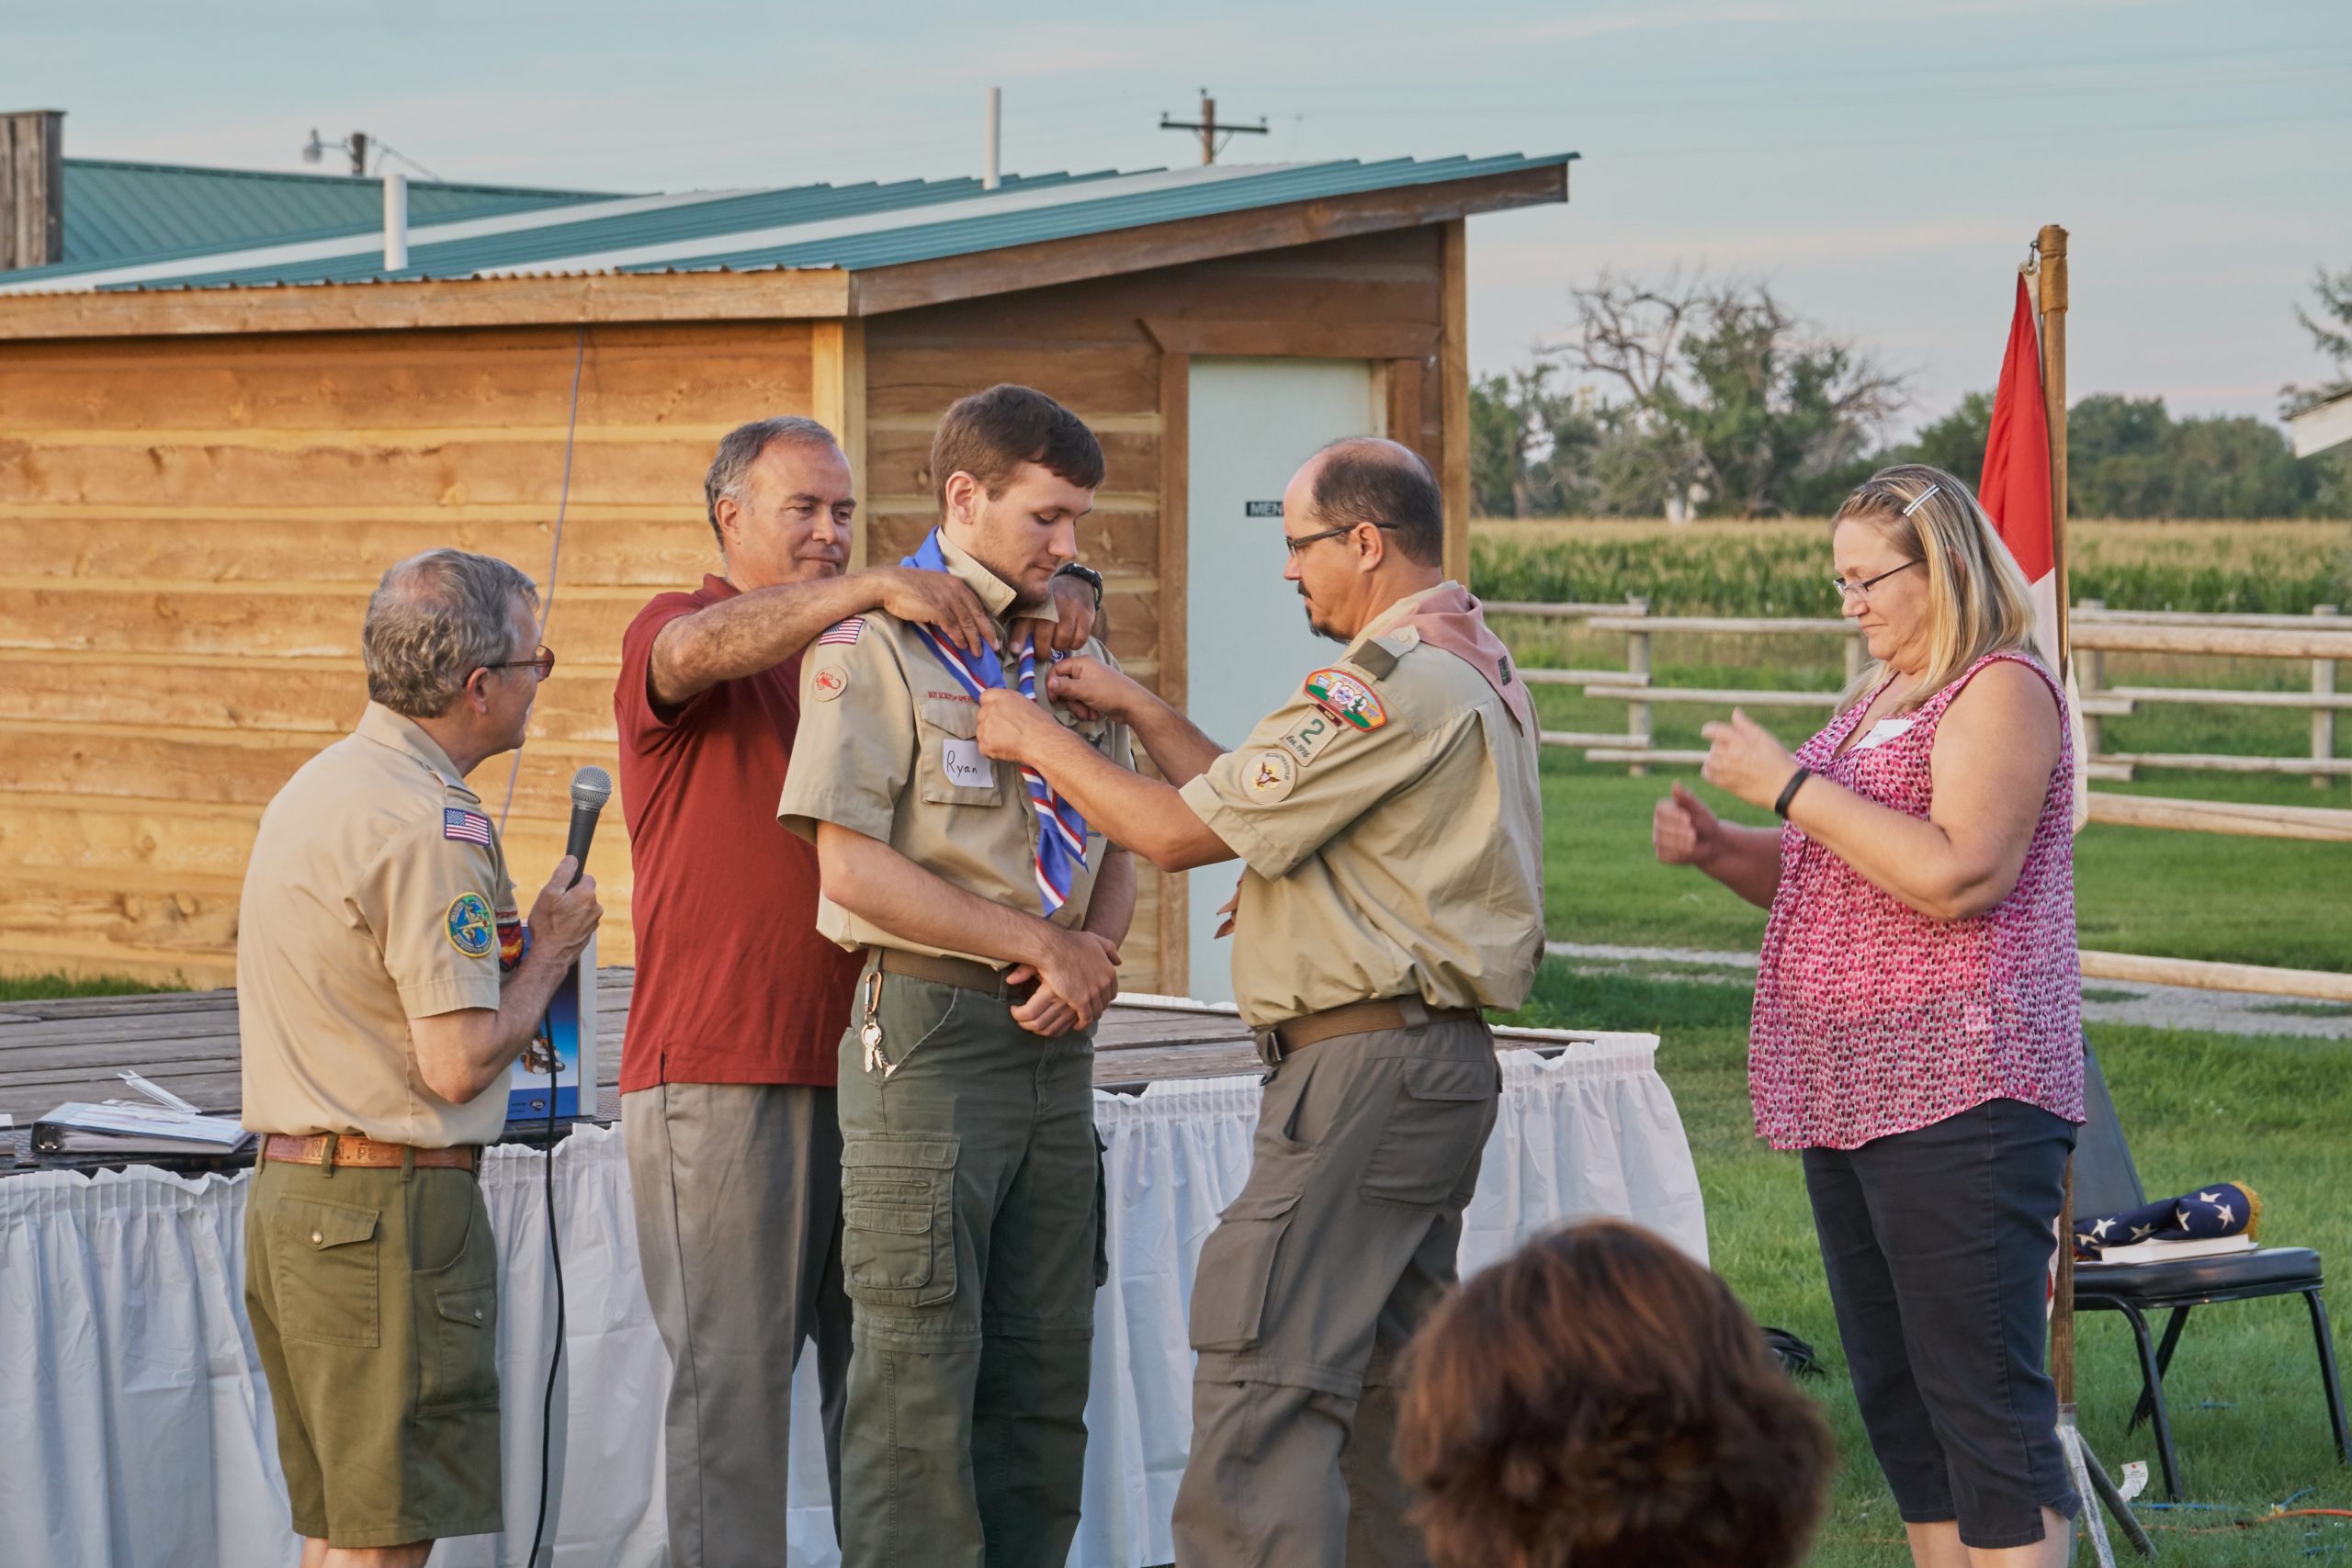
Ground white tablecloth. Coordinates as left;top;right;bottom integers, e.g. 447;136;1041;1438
0;1039;1702;1568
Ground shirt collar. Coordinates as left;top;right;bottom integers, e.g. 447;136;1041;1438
1355;579;1460;649
356;702;473;791
700;573;741;604
935;531;1054;625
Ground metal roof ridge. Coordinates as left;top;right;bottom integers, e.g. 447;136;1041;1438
0;186;764;296
475;160;1321;280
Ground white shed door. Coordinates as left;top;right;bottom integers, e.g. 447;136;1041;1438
1181;356;1383;1003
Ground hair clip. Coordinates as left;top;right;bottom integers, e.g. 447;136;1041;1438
1901;482;1941;516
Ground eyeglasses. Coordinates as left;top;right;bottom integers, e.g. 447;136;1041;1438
481;646;556;682
1828;561;1920;604
1283;522;1398;560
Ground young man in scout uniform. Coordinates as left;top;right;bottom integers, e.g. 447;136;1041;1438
776;384;1137;1568
239;548;603;1568
613;416;1098;1561
974;437;1547;1568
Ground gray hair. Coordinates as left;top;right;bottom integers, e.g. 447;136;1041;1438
704;416;842;547
363;549;540;718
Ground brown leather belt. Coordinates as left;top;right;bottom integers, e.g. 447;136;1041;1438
1258;997;1486;1066
261;1133;481;1172
864;947;1031;1000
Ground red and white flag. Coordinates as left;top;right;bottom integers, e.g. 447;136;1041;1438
1979;273;2090;830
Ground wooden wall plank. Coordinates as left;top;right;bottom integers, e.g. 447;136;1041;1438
0;513;718;587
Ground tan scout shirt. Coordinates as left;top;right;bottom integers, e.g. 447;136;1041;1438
777;535;1136;967
1179;581;1546;1029
239;703;518;1147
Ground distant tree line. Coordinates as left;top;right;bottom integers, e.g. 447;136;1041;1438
1473;266;2352;520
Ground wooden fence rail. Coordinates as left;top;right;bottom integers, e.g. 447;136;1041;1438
1491;601;2350;1002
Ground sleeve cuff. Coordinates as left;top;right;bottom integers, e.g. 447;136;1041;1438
777;790;897;845
1178;775;1303;882
400;975;501;1019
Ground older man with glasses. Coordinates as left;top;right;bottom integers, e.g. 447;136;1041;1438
238;547;603;1568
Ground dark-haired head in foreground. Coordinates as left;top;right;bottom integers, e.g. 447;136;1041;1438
1396;1220;1833;1568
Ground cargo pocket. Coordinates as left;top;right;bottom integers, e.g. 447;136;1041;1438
414;1190;499;1411
842;1135;960;1309
1091;1129;1111;1290
269;1196;382;1348
1188;1187;1301;1353
915;697;1003;807
1359;1057;1498;1208
421;1283;499;1411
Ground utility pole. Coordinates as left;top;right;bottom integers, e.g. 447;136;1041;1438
1159;89;1266;165
347;130;368;176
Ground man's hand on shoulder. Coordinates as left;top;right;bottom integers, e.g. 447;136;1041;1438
866;565;996;657
1010;571;1101;662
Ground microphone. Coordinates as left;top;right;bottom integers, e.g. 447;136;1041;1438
563;765;612;887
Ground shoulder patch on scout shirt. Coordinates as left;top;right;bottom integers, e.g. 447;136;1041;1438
811;662;850;702
445;892;494;959
1305;667;1388;732
817;617;865;648
1242;748;1297;802
1349;639;1402;679
443;807;493;846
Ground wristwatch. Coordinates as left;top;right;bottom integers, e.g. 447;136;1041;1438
1054;561;1105;608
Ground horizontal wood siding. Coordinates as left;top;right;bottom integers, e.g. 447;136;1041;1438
0;321;808;982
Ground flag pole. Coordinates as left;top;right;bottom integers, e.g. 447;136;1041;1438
2034;226;2154;1561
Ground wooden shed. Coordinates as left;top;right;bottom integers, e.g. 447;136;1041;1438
0;151;1573;998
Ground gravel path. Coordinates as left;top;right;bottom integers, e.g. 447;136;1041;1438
1544;942;2352;1039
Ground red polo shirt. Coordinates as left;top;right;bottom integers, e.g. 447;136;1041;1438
614;576;864;1090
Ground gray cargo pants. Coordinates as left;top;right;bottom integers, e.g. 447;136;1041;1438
1171;1012;1500;1568
833;960;1107;1568
623;1080;852;1568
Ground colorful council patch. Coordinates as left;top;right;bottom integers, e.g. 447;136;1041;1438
1304;667;1387;731
446;891;494;959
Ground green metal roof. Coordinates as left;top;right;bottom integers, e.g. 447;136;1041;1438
57;158;622;267
2;153;1574;297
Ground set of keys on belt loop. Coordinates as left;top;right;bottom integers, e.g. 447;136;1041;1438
859;969;896;1077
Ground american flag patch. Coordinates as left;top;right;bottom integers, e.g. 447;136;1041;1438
443;807;493;846
817;617;865;648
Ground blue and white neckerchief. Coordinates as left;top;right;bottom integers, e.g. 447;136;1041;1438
900;530;1089;914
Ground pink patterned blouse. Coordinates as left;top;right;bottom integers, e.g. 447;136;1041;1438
1749;649;2086;1152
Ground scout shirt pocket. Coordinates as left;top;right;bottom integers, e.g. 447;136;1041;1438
914;695;1003;807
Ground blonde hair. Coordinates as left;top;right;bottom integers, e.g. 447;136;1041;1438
1834;463;2038;714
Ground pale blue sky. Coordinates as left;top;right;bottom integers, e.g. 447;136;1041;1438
10;0;2349;435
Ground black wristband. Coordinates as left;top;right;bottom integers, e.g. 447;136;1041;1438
1054;561;1104;608
1773;766;1813;819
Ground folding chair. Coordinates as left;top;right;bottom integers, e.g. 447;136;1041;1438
2072;1043;2350;1500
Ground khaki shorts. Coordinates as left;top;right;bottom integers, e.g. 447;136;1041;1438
243;1154;503;1548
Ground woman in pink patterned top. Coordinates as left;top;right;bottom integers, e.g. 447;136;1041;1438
1654;465;2085;1567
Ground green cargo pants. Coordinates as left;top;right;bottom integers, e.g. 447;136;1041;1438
834;958;1107;1568
1171;1012;1501;1568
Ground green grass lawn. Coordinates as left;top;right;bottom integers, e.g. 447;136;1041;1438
1506;965;2352;1565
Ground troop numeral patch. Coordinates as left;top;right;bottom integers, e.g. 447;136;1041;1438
1276;709;1343;766
1304;667;1387;731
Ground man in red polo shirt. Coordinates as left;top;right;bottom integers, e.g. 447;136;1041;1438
615;415;1102;1563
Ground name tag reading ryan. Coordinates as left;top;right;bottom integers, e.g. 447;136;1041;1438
943;735;995;788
